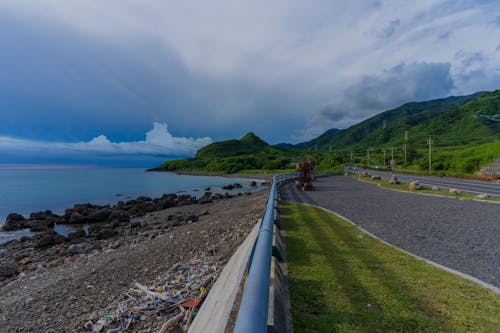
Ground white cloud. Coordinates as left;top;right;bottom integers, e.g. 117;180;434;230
0;122;212;156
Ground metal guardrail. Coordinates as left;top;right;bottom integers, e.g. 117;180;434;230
233;172;299;333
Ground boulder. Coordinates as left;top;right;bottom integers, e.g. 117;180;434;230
198;197;213;204
211;193;224;200
88;225;117;240
108;210;130;222
408;181;419;191
72;203;94;215
222;184;234;190
476;193;489;199
2;213;28;231
250;181;257;187
155;198;176;210
28;218;56;232
29;210;60;221
0;260;18;277
66;229;86;242
67;244;83;255
68;212;87;224
449;188;461;195
88;208;113;222
34;230;65;248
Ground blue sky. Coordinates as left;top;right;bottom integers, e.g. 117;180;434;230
0;0;499;166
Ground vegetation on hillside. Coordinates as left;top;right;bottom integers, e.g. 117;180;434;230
298;90;500;175
151;132;320;173
152;91;500;176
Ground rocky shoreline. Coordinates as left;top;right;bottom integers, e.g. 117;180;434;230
0;182;268;332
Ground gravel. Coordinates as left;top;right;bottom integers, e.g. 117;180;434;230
0;190;267;332
281;176;500;287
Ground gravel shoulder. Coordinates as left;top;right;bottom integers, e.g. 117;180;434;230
0;190;267;332
281;176;500;287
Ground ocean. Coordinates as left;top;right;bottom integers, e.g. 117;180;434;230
0;166;259;243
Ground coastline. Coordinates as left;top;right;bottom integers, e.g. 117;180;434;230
154;169;276;181
0;169;265;223
0;185;268;332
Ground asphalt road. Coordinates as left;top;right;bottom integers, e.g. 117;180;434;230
355;169;500;198
281;176;500;288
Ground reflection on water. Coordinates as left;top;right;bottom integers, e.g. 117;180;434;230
53;223;89;237
0;229;34;245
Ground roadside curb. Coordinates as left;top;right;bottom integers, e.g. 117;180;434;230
355;176;500;204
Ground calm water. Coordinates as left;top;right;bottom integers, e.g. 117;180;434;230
0;166;257;222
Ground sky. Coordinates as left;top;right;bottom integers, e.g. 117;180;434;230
0;0;499;166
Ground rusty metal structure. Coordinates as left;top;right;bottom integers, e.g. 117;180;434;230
295;161;317;191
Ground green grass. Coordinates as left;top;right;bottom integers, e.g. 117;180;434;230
354;175;500;203
282;202;499;332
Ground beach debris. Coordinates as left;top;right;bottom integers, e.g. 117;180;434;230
84;256;220;332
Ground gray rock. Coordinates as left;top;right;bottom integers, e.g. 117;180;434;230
2;213;28;231
34;231;65;248
0;260;18;277
197;197;213;204
108;210;129;222
33;263;47;274
68;244;83;255
88;208;113;222
69;212;87;224
66;229;87;242
28;219;55;232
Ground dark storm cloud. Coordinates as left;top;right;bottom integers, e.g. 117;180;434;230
0;0;499;151
306;62;455;137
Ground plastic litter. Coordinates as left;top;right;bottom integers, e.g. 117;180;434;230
84;256;219;332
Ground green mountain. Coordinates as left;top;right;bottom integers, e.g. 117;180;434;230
152;90;500;175
298;92;489;150
298;90;500;174
196;132;268;158
151;132;317;173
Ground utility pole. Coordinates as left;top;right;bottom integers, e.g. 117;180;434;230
382;148;386;167
427;137;432;173
405;130;408;141
403;144;407;165
350;151;353;165
367;149;371;168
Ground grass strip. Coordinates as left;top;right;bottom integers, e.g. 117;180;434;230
282;202;499;333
